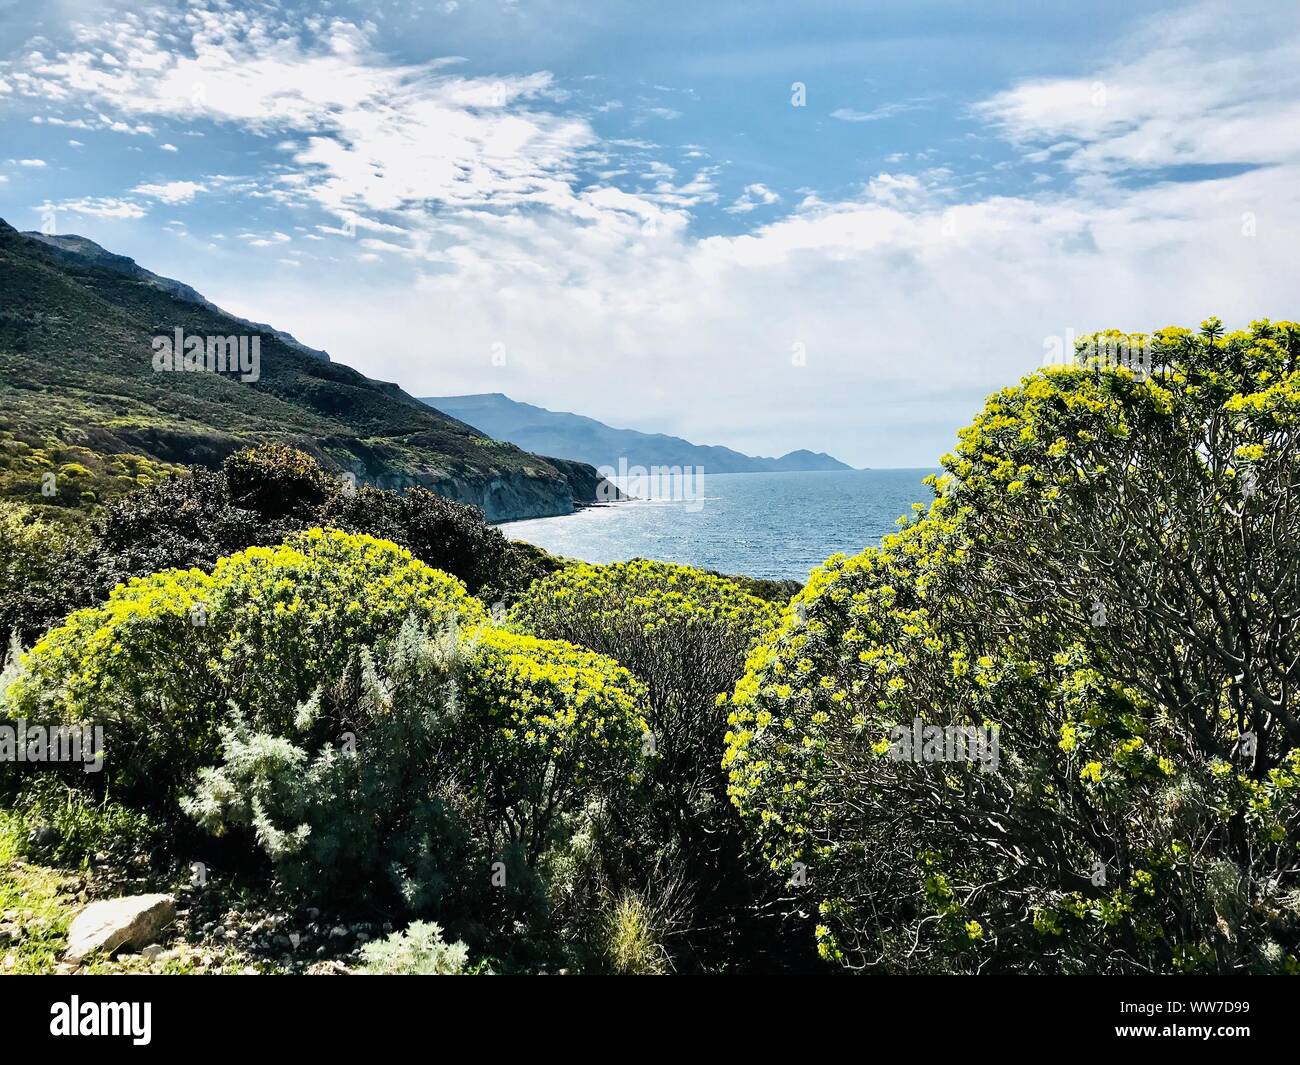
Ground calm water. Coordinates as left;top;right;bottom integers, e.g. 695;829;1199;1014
501;469;939;581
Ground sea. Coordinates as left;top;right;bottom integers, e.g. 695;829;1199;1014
499;468;940;582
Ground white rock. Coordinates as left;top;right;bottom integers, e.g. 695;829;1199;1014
141;943;164;961
64;894;176;963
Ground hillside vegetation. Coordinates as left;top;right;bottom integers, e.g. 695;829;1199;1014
1;318;1296;975
0;219;610;522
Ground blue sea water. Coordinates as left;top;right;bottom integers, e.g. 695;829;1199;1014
500;469;940;582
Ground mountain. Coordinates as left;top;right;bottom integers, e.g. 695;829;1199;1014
23;231;332;363
421;393;856;475
0;220;614;522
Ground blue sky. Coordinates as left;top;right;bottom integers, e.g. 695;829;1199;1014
1;0;1297;467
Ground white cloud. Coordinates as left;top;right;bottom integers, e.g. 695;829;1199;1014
132;180;205;204
242;231;291;248
830;101;921;123
18;158;46;167
1;9;590;228
725;183;781;214
243;2;1298;466
975;3;1300;176
160;142;178;152
42;197;146;219
6;0;1299;467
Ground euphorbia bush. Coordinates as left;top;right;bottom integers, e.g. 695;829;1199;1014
5;529;483;804
457;625;649;864
183;618;647;954
510;559;793;970
726;320;1300;973
19;444;566;642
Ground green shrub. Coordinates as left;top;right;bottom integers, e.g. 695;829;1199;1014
222;443;335;520
0;502;82;645
359;921;473;975
725;319;1300;974
601;892;670;975
709;571;802;605
182;621;479;910
13;778;159;866
181;617;648;955
320;484;522;598
492;539;569;604
6;529;484;806
510;559;788;970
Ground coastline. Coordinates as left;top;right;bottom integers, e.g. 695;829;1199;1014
491;468;939;581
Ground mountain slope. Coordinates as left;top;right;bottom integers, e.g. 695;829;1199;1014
422;393;855;474
0;220;611;521
23;231;331;362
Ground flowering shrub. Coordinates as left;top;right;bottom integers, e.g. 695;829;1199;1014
208;528;484;729
7;565;223;799
727;320;1300;973
6;529;483;803
510;559;788;969
458;625;649;863
181;618;647;958
510;559;777;767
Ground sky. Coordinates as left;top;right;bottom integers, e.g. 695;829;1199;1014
1;0;1297;468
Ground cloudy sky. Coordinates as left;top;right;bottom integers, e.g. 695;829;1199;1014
1;0;1297;467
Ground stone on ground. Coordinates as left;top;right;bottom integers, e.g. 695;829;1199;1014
64;894;176;963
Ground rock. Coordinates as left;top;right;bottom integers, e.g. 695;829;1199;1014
141;943;164;961
329;925;348;939
306;960;350;976
0;924;18;946
64;894;176;963
2;953;14;971
27;824;59;849
288;933;301;949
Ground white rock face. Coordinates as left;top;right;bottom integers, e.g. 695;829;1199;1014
64;894;176;963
